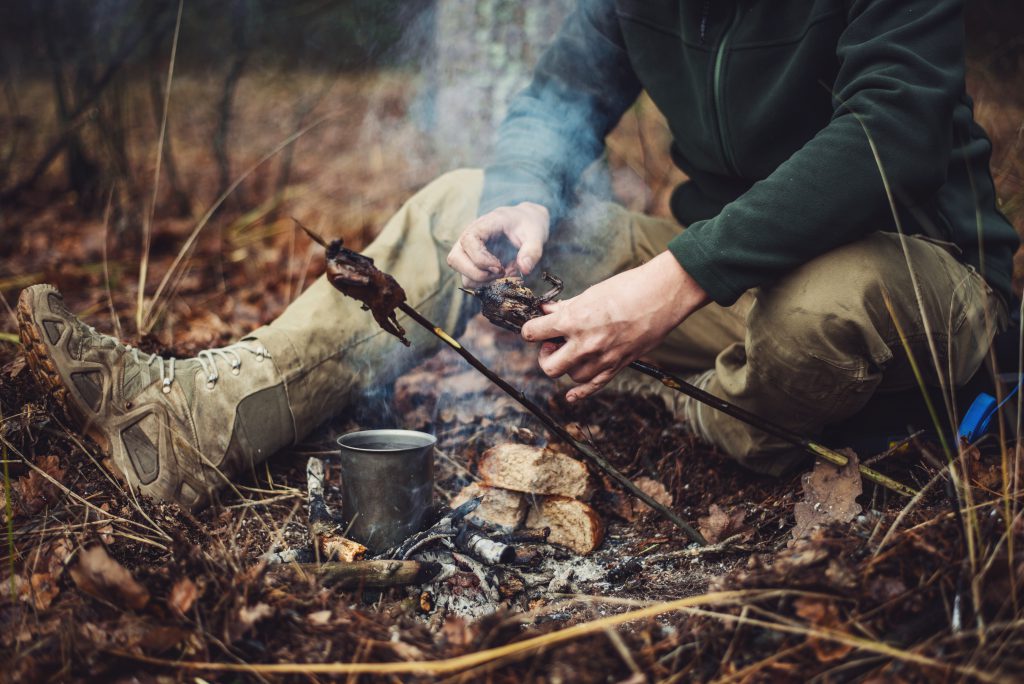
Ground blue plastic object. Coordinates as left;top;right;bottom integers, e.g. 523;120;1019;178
958;377;1021;442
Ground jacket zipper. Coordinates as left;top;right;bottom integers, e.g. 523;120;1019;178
711;4;740;175
699;0;710;44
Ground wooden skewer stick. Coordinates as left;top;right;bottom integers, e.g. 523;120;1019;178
629;361;919;498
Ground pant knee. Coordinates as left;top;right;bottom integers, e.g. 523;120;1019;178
752;236;899;378
416;168;485;245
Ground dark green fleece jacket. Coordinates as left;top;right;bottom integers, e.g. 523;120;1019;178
479;0;1019;306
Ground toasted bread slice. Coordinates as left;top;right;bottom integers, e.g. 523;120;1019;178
525;496;604;555
478;444;593;499
451;482;527;530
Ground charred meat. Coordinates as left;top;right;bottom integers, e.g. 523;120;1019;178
464;273;563;333
325;239;410;345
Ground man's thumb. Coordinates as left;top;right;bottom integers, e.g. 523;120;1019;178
517;242;543;274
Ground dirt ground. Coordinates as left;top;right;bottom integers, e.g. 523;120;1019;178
2;67;1024;682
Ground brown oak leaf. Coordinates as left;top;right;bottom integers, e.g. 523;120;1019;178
698;504;748;544
13;455;64;517
792;449;862;540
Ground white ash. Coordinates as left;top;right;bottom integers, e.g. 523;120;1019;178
404;534;619;622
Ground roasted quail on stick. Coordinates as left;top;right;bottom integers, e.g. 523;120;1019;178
324;239;410;345
462;273;563;333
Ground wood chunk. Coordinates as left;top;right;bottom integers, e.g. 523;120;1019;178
478;444;593;499
321;535;367;562
525;496;604;555
451;483;527;530
288;560;441;589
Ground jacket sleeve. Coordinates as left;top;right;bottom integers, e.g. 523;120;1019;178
668;0;968;305
478;0;642;224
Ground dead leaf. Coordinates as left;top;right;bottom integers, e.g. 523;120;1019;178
698;504;748;544
632;476;673;516
792;449;862;540
79;616;186;654
97;503;115;544
13;455;65;516
69;545;150;610
237;602;273;634
793;597;854;662
440;615;475;648
47;537;73;578
25;572;60;610
4;355;26;378
611;477;674;522
169;577;199;615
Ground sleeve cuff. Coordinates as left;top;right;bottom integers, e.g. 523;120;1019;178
667;222;745;306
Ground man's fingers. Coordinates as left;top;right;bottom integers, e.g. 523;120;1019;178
521;310;565;342
538;339;588;379
516;239;544;274
539;340;561;356
566;368;618;403
447;243;495;285
539;300;563;315
461;225;503;275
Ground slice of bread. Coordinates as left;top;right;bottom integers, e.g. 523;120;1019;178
451;483;527;530
478;444;593;500
525;496;604;555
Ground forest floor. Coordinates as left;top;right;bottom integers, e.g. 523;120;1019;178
2;67;1024;682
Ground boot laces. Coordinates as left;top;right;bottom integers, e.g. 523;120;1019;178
120;339;271;394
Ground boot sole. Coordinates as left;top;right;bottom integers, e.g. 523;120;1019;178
16;286;113;454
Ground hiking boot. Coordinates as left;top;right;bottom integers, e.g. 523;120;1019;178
17;284;296;510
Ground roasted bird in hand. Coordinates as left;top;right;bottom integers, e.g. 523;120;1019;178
325;239;410;346
461;273;563;333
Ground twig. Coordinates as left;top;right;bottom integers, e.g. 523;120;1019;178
863;430;926;466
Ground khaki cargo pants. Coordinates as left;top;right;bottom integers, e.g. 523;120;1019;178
252;169;1004;471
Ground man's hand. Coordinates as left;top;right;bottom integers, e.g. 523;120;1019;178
447;202;550;287
521;251;709;402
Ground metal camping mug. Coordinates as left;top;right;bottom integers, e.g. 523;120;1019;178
336;429;436;552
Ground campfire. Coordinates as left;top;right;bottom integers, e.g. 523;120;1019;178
262;438;624;621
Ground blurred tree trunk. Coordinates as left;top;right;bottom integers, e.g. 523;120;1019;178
424;0;573;167
213;0;255;204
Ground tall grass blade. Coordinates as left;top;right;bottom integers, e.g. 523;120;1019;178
2;436;14;600
136;0;184;334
